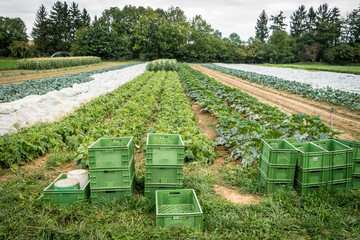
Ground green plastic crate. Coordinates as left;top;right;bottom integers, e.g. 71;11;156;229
337;139;360;160
258;157;295;181
293;142;328;169
90;158;135;189
156;189;203;229
43;174;90;204
145;184;182;199
91;176;135;204
145;165;183;184
259;170;294;194
353;160;360;174
328;165;352;182
352;174;360;189
327;180;351;193
313;140;353;167
146;133;184;165
88;137;134;169
295;180;327;194
295;167;328;184
260;139;298;165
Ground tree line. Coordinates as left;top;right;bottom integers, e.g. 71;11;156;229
1;2;359;64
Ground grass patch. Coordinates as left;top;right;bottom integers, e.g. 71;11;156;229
259;62;360;75
0;59;18;70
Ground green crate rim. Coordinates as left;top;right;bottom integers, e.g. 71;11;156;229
259;169;294;183
328;179;352;184
292;142;328;154
146;133;185;147
88;136;133;149
294;179;327;187
261;139;297;151
312;140;353;153
89;156;135;171
91;175;135;191
296;166;330;171
155;189;203;216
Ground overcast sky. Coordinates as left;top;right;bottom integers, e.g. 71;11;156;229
1;0;359;40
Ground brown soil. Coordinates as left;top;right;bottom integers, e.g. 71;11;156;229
214;185;261;205
0;62;132;85
191;64;360;141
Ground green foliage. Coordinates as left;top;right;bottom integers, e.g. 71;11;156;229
17;56;101;70
0;62;139;103
178;63;336;165
267;30;294;64
203;63;360;110
0;16;27;57
0;59;18;70
146;59;178;71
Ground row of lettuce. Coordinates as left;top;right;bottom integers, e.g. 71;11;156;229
0;64;213;168
0;62;141;103
203;64;360;111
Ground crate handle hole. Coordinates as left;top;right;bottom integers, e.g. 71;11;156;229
170;192;181;195
104;171;115;173
105;191;116;193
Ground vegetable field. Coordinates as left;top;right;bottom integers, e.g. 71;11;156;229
1;61;360;239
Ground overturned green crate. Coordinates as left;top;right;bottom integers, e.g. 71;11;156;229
293;142;329;169
295;180;327;194
146;133;184;165
156;189;203;229
145;165;183;184
88;137;134;169
258;156;296;181
260;139;298;165
259;170;294;194
337;139;360;160
91;176;135;204
145;183;182;199
295;167;328;185
90;158;135;189
313;140;353;167
43;174;90;204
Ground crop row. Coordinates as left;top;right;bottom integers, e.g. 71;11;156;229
149;71;215;163
0;62;141;103
18;56;101;70
203;64;360;110
178;63;335;165
146;59;178;72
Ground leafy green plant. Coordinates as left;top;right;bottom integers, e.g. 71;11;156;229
18;56;101;70
146;59;178;72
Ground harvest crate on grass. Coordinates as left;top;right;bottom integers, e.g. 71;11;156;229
156;189;203;229
292;142;329;169
88;137;134;169
328;165;352;182
90;158;135;189
146;133;185;165
43;174;90;204
91;176;135;204
259;170;294;194
327;180;351;193
295;180;327;194
352;174;360;189
260;139;297;165
313;140;353;167
295;167;328;184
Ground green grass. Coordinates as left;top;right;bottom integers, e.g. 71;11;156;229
259;62;360;75
0;59;18;70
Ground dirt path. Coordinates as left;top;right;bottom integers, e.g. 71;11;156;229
191;100;261;205
191;64;360;141
0;62;132;85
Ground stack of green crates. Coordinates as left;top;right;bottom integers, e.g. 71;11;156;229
336;139;360;189
293;142;330;194
88;137;135;203
313;140;353;192
145;133;184;199
259;139;298;194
